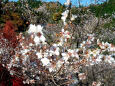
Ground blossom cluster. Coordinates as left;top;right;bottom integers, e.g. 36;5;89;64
0;23;114;85
0;1;115;85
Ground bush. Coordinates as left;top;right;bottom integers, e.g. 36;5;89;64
46;2;65;23
3;21;18;48
89;0;115;17
28;0;42;8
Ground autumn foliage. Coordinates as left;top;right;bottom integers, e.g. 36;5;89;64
3;21;18;48
0;64;30;86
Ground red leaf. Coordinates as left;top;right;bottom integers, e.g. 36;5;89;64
3;21;18;48
11;76;23;86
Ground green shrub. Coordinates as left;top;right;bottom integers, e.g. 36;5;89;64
46;2;65;23
28;0;42;8
71;7;79;15
89;0;115;17
103;18;115;29
53;12;61;21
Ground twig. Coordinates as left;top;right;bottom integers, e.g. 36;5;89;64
59;80;74;86
51;75;60;86
53;63;65;76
